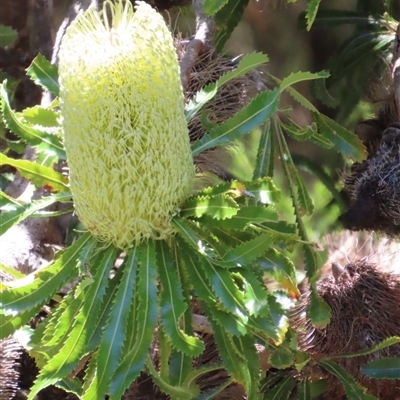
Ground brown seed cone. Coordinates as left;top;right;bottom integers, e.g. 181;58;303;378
292;261;400;399
0;336;23;400
341;138;400;236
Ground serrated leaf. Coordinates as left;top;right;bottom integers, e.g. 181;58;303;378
276;125;313;215
282;121;314;142
240;269;270;317
303;245;324;282
181;194;239;219
211;322;250;385
22;106;60;128
318;359;378;400
314;113;366;161
253;120;274;179
244;177;281;204
360;357;400;380
201;205;279;231
26;54;59;95
279;70;329;92
305;0;322;30
0;305;42;339
307;286;331;328
157;240;204;357
261;248;300;299
0;24;17;47
263;375;297;400
146;354;194;400
269;346;294;369
0;233;93;317
201;256;247;316
84;247;139;400
214;0;251;52
203;0;229;15
310;78;338;108
0;153;68;192
191;89;280;156
298;377;311;400
0;82;65;158
330;337;400;359
233;335;261;398
109;242;158;400
223;233;274;266
28;245;118;400
54;378;83;398
0;192;71;235
186;52;268;122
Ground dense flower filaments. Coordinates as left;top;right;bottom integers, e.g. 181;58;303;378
58;1;194;248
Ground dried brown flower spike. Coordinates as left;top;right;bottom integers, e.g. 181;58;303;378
341;24;400;236
292;261;400;399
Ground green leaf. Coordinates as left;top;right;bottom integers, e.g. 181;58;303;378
109;242;158;400
211;322;250;386
269;346;294;369
0;24;17;47
191;89;280;156
146;354;194;400
201;205;278;231
28;245;118;400
203;0;229;15
298;377;311;400
214;0;251;52
0;233;93;317
84;248;139;400
26;54;59;95
181;194;239;219
279;70;329;92
54;378;83;398
330;337;400;359
318;359;378;400
253;120;274;179
244;177;281;205
240;268;270;317
261;248;299;298
263;375;297;400
314;113;366;161
303;244;324;282
275;124;313;215
0;263;25;280
185;52;268;122
200;256;247;316
157;240;204;357
305;0;322;30
0;305;42;339
0;153;68;192
307;285;331;328
0;82;65;158
22;106;60;128
222;233;274;265
233;334;261;398
361;357;400;380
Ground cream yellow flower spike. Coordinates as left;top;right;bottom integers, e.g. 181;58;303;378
58;0;194;249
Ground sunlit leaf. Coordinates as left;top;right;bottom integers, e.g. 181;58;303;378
181;194;239;219
305;0;323;30
0;153;68;192
191;89;280;156
26;54;59;95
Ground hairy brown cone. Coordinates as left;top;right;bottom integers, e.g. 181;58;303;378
341;24;400;236
292;261;400;399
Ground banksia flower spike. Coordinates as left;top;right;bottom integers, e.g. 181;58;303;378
58;0;194;249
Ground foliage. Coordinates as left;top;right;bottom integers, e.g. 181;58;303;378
0;1;399;400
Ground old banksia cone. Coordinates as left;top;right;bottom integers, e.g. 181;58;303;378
58;0;194;249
